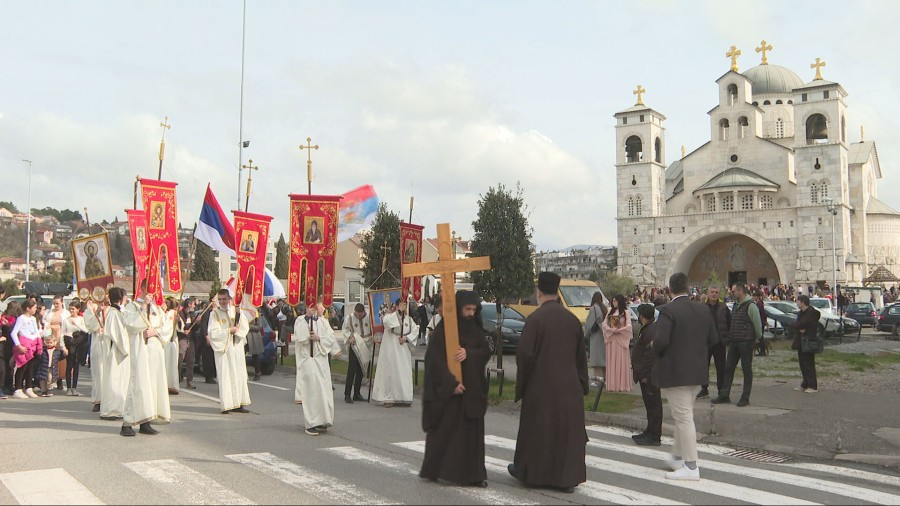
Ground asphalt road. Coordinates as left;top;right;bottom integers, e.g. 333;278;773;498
2;365;900;505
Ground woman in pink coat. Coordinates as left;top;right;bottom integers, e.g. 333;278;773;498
601;294;632;392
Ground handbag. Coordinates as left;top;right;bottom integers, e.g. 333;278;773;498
801;335;824;354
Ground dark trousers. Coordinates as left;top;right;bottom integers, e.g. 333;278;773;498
0;353;8;394
178;336;195;383
701;342;726;391
15;356;37;390
345;348;364;397
64;336;86;389
194;335;216;381
798;351;817;390
639;381;663;439
720;340;754;401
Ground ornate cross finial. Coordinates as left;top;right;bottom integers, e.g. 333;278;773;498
861;125;865;142
159;116;171;140
726;46;742;72
380;240;390;273
157;116;172;177
755;40;773;65
681;145;686;159
633;85;646;106
811;57;826;80
299;136;320;195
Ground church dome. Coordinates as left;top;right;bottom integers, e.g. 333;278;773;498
743;64;804;95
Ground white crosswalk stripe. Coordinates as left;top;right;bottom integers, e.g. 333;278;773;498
226;452;397;505
0;469;104;505
394;441;686;505
323;446;538;505
124;459;254;505
783;462;900;489
483;435;819;505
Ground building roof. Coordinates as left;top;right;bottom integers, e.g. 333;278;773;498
742;64;804;95
848;141;882;178
694;167;780;193
866;196;900;216
864;266;900;285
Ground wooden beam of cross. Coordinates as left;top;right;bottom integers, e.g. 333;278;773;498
402;223;490;384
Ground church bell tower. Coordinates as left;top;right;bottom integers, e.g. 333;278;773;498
614;85;667;219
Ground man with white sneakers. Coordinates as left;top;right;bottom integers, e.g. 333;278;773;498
652;272;719;480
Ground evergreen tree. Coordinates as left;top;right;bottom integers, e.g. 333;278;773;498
191;241;219;281
274;233;289;279
58;250;75;284
0;201;20;213
360;204;402;290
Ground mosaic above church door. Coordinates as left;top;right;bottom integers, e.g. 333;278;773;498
687;235;779;287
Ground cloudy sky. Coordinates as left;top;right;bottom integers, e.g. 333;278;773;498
2;1;898;251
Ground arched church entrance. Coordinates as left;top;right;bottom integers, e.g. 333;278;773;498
667;229;784;288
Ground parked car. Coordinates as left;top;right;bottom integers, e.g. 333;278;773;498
762;305;797;338
845;302;878;327
328;302;345;330
764;300;860;339
479;302;526;353
876;303;900;333
5;294;79;311
809;297;836;315
245;312;277;375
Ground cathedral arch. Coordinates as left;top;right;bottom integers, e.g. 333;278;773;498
820;179;829;199
738;116;749;139
665;225;787;286
806;113;829;144
627;196;635;216
684;204;697;214
727;84;738;106
776;99;783;104
625;135;643;163
719;119;730;141
777;197;790;208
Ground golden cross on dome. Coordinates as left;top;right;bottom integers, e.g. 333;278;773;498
755;40;773;65
811;57;826;80
726;46;742;72
633;85;646;106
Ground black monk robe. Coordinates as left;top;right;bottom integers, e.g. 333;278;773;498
512;300;590;489
420;315;491;484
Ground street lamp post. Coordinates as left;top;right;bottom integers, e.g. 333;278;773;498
824;197;838;304
22;159;32;282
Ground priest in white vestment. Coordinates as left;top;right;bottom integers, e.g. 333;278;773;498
163;302;180;394
372;298;418;406
84;300;106;413
341;303;373;403
294;307;338;435
101;289;130;421
207;289;252;414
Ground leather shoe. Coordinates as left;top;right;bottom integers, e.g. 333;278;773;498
352;394;365;402
186;382;196;390
507;464;517;478
253;372;261;381
634;435;661;446
138;423;159;435
168;388;179;395
101;415;122;421
470;480;488;488
92;404;101;413
231;407;250;413
736;398;750;407
631;431;648;440
696;388;710;399
711;396;731;404
557;487;575;493
205;378;217;384
120;426;136;437
345;395;353;404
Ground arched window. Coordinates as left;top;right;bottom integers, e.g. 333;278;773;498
727;84;738;106
841;116;847;143
811;183;819;204
635;196;643;216
760;195;773;209
806;113;828;144
763;100;771;105
627;197;635;217
738;116;749;139
719;119;730;141
787;100;793;104
752;101;759;106
722;194;734;211
818;237;824;249
625;135;643;163
776;99;783;104
821;181;829;199
632;245;638;256
741;194;754;210
775;118;785;139
654;137;662;163
705;195;716;212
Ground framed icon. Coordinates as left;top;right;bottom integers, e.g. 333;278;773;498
303;216;324;244
149;201;166;229
239;230;259;253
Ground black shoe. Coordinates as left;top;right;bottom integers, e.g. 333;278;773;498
231;407;250;413
253;373;261;381
315;425;328;432
206;378;217;384
558;487;575;493
120;426;136;437
507;464;517;478
470;480;488;488
711;396;731;404
221;410;230;414
139;423;159;435
186;382;196;390
92;404;100;413
631;431;648;440
345;395;353;404
352;394;365;402
696;388;710;399
736;398;750;407
634;436;662;446
100;415;122;421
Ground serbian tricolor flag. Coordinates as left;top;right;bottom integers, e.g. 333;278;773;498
287;194;341;307
195;184;236;257
233;210;273;307
337;185;378;242
140;178;183;304
126;209;150;300
400;222;424;301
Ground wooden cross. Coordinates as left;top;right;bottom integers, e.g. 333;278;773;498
299;136;319;195
726;45;742;72
755;40;773;65
633;85;646;106
402;223;491;384
811;57;826;81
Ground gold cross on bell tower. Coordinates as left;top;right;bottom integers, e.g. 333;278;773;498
299;136;319;195
726;45;742;72
811;57;826;80
755;40;773;65
633;85;646;106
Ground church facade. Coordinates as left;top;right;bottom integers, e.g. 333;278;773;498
616;44;898;290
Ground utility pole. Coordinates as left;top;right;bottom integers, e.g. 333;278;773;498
23;159;32;281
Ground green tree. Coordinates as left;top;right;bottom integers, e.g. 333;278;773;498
274;233;289;279
360;204;402;290
58;249;75;284
0;201;20;213
599;271;637;299
191;241;219;281
1;278;22;296
59;209;83;222
470;182;534;368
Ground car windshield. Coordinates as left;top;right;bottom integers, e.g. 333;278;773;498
847;303;870;310
482;305;526;322
810;299;832;311
766;306;786;316
559;286;599;307
771;302;799;314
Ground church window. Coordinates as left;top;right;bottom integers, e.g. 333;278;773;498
841;116;847;143
719;119;730;141
807;114;828;144
818;217;823;225
632;245;638;256
668;227;672;234
738;116;749;139
655;137;662;163
705;195;716;212
682;227;685;233
658;228;661;234
763;222;767;229
775;118;785;139
634;228;637;235
776;99;783;104
722;194;734;211
778;221;782;228
763;100;771;105
802;93;808;102
625;135;643;163
818;237;825;248
821;181;829;199
636;196;643;216
640;115;645;122
760;195;773;209
823;90;830;99
727;84;738;106
741;194;753;210
752;101;759;106
790;220;794;227
788;100;793;104
627;197;635;216
811;183;819;204
623;117;628;125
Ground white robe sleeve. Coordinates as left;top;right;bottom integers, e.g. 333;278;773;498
123;302;150;336
84;307;102;333
207;309;230;354
158;309;176;345
106;309;130;357
233;309;250;345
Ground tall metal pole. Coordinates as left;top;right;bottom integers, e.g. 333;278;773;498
23;159;32;282
831;206;837;303
237;0;247;210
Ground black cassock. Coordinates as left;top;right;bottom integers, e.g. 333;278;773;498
420;316;491;484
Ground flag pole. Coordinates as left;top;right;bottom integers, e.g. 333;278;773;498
237;0;247;210
133;175;140;298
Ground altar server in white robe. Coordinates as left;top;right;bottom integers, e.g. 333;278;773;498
84;299;106;413
101;289;130;421
372;298;418;407
294;306;340;435
207;289;252;414
121;282;170;436
163;299;180;394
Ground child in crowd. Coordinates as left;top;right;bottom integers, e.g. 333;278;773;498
38;334;62;397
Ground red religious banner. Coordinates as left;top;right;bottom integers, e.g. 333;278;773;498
71;232;115;302
233;210;272;307
400;222;424;301
126;209;150;300
140;178;183;304
287;194;340;307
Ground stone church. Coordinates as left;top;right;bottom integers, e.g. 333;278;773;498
616;42;898;289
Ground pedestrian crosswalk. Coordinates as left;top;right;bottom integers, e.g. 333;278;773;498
3;427;900;505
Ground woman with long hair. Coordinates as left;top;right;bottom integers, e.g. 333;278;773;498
11;299;44;399
583;292;608;381
1;301;23;398
62;300;89;396
46;295;69;391
601;294;632;392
